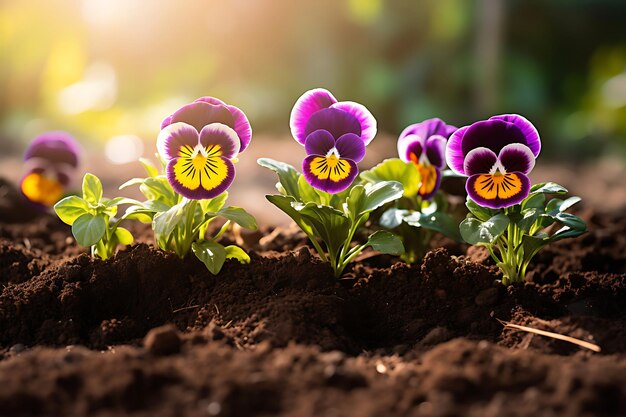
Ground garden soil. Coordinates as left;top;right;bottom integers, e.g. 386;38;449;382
1;177;625;417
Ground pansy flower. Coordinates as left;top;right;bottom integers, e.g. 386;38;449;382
397;118;457;200
20;132;81;208
290;88;376;193
445;114;541;209
157;122;241;200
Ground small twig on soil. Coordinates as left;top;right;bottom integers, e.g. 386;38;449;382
214;304;220;316
172;304;200;314
497;319;601;353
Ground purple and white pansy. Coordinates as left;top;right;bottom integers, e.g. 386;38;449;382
290;88;376;193
158;97;252;200
445;114;541;209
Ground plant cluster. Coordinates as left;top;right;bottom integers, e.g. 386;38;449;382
45;89;585;283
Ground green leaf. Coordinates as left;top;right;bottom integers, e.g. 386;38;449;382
404;211;462;241
297;175;323;204
530;182;568;195
521;192;546;210
466;198;499;222
358;181;403;216
460;213;509;245
153;202;185;237
257;158;301;199
550;225;586;242
518;208;543;232
345;184;366;219
139;157;160;177
82;173;103;204
217;207;258;230
295;202;349;254
140;176;178;205
72;213;106;247
113;227;134;245
522;233;549;259
119;177;145;190
224;245;251;264
547;196;581;215
104;197;142;207
360;158;420;198
54;196;90;225
192;240;227;275
200;192;229;214
366;230;404;255
379;208;409;229
555;212;586;231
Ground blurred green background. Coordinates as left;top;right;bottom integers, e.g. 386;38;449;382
1;0;626;161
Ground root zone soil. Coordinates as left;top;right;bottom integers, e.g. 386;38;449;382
1;178;626;417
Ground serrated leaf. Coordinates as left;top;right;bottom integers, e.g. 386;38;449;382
72;213;106;247
224;245;251;264
366;230;404;255
460;213;509;245
257;158;301;199
82;173;103;204
360;158;420;198
217;207;257;230
113;227;134;245
530;182;568;195
192;240;227;275
54;196;90;225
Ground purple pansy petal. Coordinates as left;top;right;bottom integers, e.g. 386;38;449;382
399;118;456;143
463;147;497;176
331;101;377;145
335;133;366;163
304;129;336;156
304;108;361;141
166;156;235;200
490;114;540;157
460;119;530;156
166;101;235;133
198;123;241;159
24;132;81;168
445;125;470;175
466;171;530;209
498;143;535;175
424;135;447;169
157;122;199;161
397;134;425;163
302;154;358;194
290;88;338;144
225;104;252;152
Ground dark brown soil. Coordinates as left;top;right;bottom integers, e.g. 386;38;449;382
1;179;626;417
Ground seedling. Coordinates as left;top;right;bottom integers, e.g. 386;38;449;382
54;173;136;259
121;97;257;274
446;115;587;284
259;88;404;277
361;118;461;263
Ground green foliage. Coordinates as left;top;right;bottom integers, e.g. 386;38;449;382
460;182;587;284
54;173;139;259
360;158;461;263
122;158;256;275
259;158;404;278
